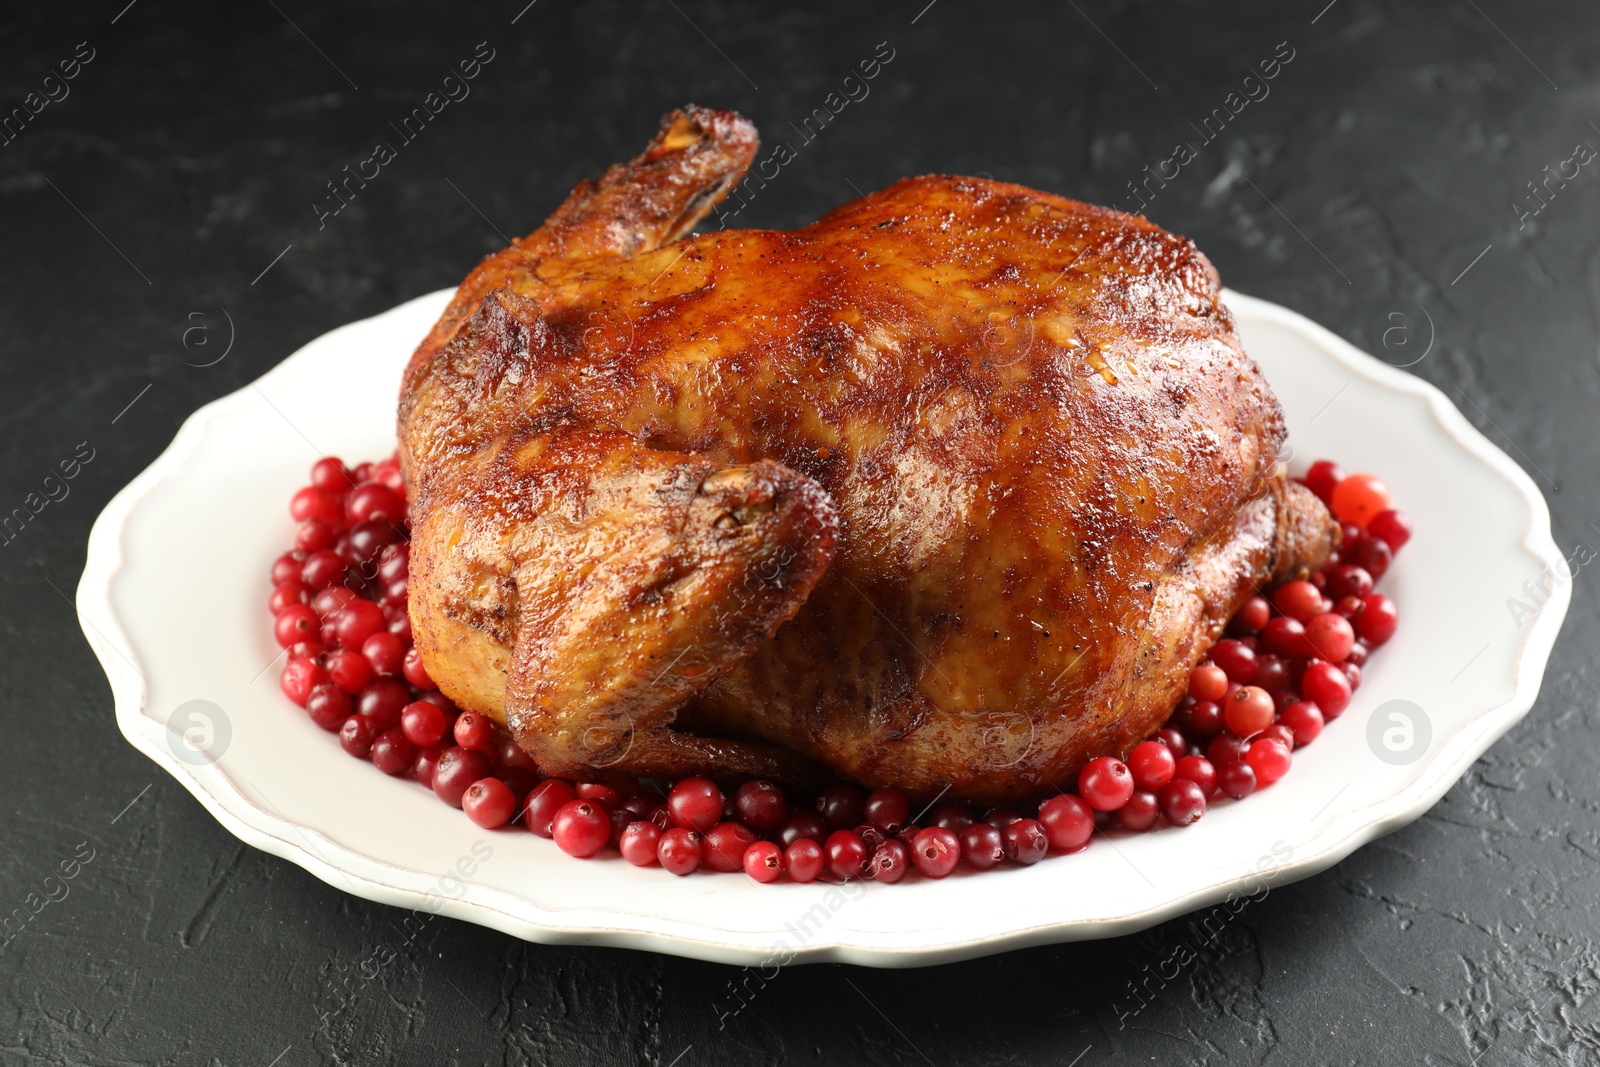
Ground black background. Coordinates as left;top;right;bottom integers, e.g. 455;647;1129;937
3;1;1598;1063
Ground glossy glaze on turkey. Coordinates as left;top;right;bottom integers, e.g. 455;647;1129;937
399;105;1337;805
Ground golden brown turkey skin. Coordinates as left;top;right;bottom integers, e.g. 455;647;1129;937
399;106;1337;804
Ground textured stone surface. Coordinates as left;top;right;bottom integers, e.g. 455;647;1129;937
2;1;1597;1063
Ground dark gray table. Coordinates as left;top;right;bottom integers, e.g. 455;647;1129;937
3;2;1595;1063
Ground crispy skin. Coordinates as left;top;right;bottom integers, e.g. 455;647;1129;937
400;106;1337;803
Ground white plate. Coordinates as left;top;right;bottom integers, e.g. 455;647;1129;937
77;288;1569;967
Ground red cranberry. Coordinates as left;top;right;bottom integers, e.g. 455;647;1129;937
377;541;409;583
370;728;415;775
658;828;703;875
310;456;352;493
1260;723;1297;751
401;700;447;747
1272;580;1323;622
1305;612;1355;662
1207;732;1247;768
960;823;1005;869
863;787;911;834
733;780;788;831
461;778;516;828
1230;595;1272;635
332;600;386;650
410;744;444;788
272;550;307;586
274;604;319;648
1355;594;1398;644
310;584;359;618
346;481;405;526
294;518;335;554
929;802;975;833
854;822;888;853
1325;564;1373;601
777;811;828;848
1262;615;1312;659
1342;661;1362;692
825;830;868;880
1158;779;1207;826
1303;460;1346;505
994;818;1043;863
667;778;724;833
402;647;433;689
1188;663;1228;702
1156;728;1188;757
1210;639;1257;683
1352;535;1392;581
1347;640;1370;668
358;680;409;731
551;799;610;858
1128;740;1176;790
361;631;406;677
620;821;662;866
269;581;310;617
291;486;342;525
1078;756;1134;812
816;784;865;830
868;839;910;882
342;520;399;568
1245;737;1292;785
524;779;576;837
910;827;961;877
432;746;491;808
1302;660;1353;718
300;550;345;590
984;807;1023;830
576;781;623;809
338;715;374;759
305;683;351;731
1250;654;1289;695
326;649;372;694
1224;686;1275;737
1117;791;1160;832
1367;508;1412;552
279;658;327;707
1218;760;1257;799
1037;794;1094;852
1186;700;1224;737
453;711;493;751
784;838;824;883
372;458;404;492
1280;701;1324;746
744;840;784;883
702;822;758;873
1174;755;1218;797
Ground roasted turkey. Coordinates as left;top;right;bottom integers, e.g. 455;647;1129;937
398;106;1337;805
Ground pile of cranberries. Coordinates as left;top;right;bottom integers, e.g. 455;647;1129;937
268;453;1407;883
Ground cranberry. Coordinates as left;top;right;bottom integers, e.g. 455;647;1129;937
370;728;416;775
1248;654;1288;695
402;647;433;689
744;840;784;883
702;822;758;873
960;822;1005;869
1186;700;1224;737
310;584;359;618
1224;686;1275;737
854;822;888;852
576;781;623;809
929;802;975;833
777;811;828;848
667;777;724;833
1117;791;1160;832
453;711;493;752
351;461;374;483
310;456;352;493
1325;564;1374;601
341;520;399;568
1331;473;1390;529
1078;756;1134;812
326;648;373;694
657;828;703;875
294;518;335;554
1218;760;1257;799
271;550;307;586
868;839;910;882
909;826;961;877
400;701;447;747
1303;460;1346;505
1354;594;1398;644
825;830;868;880
376;542;409;583
274;604;319;648
816;784;865;830
1261;723;1297;751
1277;701;1323;747
432;746;491;808
357;680;409;731
1188;663;1228;702
1122;740;1173;791
1244;737;1292;785
332;600;386;650
1174;754;1218;797
1210;639;1257;683
1347;640;1370;668
1207;732;1247;768
460;777;516;828
551;799;610;858
269;582;310;618
372;458;405;493
305;683;351;731
984;807;1024;830
1230;594;1272;635
1262;615;1312;659
996;818;1045;863
1158;779;1207;826
863;787;911;834
784;838;824;882
1272;580;1323;622
300;550;345;590
1351;535;1392;581
279;658;327;707
524;779;576;837
361;631;406;677
620;821;662;866
338;715;374;759
732;780;788;831
1302;660;1353;718
1305;612;1355;663
1342;661;1362;692
1030;796;1089;853
1367;508;1412;552
1155;728;1188;757
291;486;343;525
